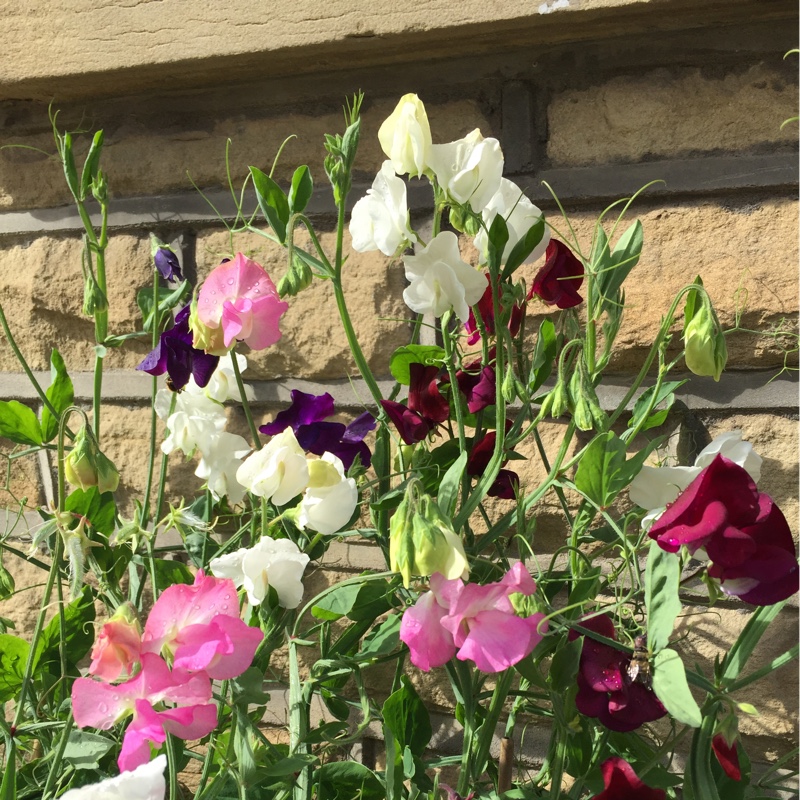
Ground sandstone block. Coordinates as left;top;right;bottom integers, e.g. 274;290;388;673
548;64;797;166
0;435;45;511
195;228;412;381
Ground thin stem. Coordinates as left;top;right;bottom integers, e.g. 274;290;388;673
140;268;161;528
231;353;261;450
41;714;74;800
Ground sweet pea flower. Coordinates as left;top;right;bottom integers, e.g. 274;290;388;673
349;160;418;256
194;431;251;506
193;253;289;354
712;734;742;781
89;603;142;683
73;652;217;772
137;305;220;392
591;757;666;800
403;231;487;323
455;357;496;414
236;428;309;505
154;246;183;283
378;93;432;178
529;239;584;310
298;453;359;535
141;571;263;680
568;614;666;733
464;279;525;346
198;352;256;404
401;563;546;674
210;536;310;608
473;178;550;266
380;363;450;445
428;129;504;214
60;754;166;799
260;389;376;469
466;427;519;500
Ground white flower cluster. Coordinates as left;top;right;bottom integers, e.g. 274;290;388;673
349;93;550;323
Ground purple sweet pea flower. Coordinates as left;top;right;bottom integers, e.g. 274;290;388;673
136;305;219;391
568;614;666;733
455;360;496;414
259;390;375;470
154;247;183;283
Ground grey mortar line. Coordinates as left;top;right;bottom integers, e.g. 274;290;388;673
0;153;796;238
1;370;797;411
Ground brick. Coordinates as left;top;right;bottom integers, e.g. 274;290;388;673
548;64;797;166
195;228;413;381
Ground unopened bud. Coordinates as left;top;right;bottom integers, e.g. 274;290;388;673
64;424;120;495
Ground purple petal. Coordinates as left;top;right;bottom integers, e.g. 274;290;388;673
137;339;168;376
260;390;335;435
296;421;347;454
163;337;193;391
343;412;377;443
155;248;184;283
191;351;220;388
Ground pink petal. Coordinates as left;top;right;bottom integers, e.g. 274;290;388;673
89;619;141;682
400;590;457;671
221;300;245;347
158;703;218;740
455;610;543;673
72;677;134;730
243;294;289;350
172;616;263;680
118;700;167;773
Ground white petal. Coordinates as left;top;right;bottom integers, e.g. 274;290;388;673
628;465;700;510
209;549;247;587
60;755;167;800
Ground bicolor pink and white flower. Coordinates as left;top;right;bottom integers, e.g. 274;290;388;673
193;253;288;354
400;562;547;673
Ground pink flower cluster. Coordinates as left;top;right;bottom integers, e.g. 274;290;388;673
73;572;263;772
400;562;547;673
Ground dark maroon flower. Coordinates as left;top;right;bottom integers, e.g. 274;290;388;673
466;426;519;499
136;305;219;391
591;757;666;800
260;390;375;470
569;614;666;733
456;362;496;414
649;455;798;605
712;735;741;781
154;247;183;283
464;278;525;346
380;363;449;445
529;239;584;310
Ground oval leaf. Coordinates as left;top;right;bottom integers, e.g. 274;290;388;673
652;648;702;727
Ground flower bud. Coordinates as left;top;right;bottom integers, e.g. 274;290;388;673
89;602;142;682
378;93;432;178
683;278;727;381
64;424;120;494
151;237;183;283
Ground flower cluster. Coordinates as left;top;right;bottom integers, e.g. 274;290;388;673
400;562;547;673
73;572;262;771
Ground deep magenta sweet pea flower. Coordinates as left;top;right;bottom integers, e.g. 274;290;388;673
73;652;217;772
569;614;666;733
648;455;798;605
260;389;376;469
712;734;742;781
464;277;525;346
466;427;519;499
381;363;450;445
400;563;547;674
136;305;220;391
141;571;263;680
456;359;496;414
529;239;584;310
194;253;288;352
591;757;666;800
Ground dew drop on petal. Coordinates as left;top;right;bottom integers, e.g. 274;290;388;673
99;702;108;713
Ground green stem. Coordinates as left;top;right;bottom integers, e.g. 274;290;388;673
471;669;515;792
289;639;312;800
166;734;179;800
41;714;74;800
231;353;261;450
140;269;161;528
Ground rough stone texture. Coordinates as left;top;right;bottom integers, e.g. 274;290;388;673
548;64;798;165
0;233;155;371
0;98;489;211
195;228;412;381
0;435;45;511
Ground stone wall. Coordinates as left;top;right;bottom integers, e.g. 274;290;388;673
0;0;797;782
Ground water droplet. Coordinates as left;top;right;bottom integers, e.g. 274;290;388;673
222;604;229;611
254;288;260;294
224;593;232;600
227;278;234;285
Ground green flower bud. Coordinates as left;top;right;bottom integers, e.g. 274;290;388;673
501;363;517;404
549;378;570;419
683;278;727;381
64;424;120;495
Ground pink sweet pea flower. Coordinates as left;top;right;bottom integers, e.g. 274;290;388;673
400;563;547;674
591;757;666;800
72;653;217;772
142;571;263;680
195;254;288;352
89;604;142;683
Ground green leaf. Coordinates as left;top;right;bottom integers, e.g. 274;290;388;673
486;214;509;273
652;648;702;727
0;634;29;702
573;431;627;507
41;349;74;442
382;676;432;759
136;280;191;334
528;319;557;394
0;401;42;446
645;542;681;653
288;165;313;214
262;754;319;777
389;345;446;385
38;584;96;669
721;601;786;685
151;558;195;589
312;583;361;621
250;166;290;243
437;451;467;519
63;729;114;770
317;760;384;800
502;216;546;279
64;487;116;536
601;220;643;311
357;614;401;660
549;637;582;693
80;130;104;199
0;739;15;800
231;666;270;706
627;380;685;434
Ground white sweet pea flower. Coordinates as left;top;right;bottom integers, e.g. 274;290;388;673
210;536;310;608
156;388;227;457
298;453;358;536
378;93;432;178
629;431;762;529
428;129;504;214
236;428;309;505
60;755;166;800
473;178;550;266
402;231;487;323
195;431;251;505
349;161;418;256
189;352;255;404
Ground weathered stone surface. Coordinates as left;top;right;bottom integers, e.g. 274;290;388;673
0;550;50;636
195;228;412;381
548;64;798;165
0;434;45;511
0;233;155;371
